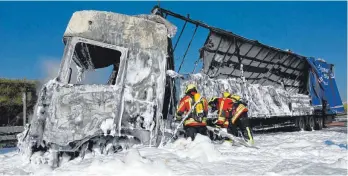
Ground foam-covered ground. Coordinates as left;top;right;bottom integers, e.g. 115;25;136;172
0;127;347;175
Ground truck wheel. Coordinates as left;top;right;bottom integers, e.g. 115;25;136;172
295;117;305;131
306;116;315;131
315;117;323;130
323;116;331;128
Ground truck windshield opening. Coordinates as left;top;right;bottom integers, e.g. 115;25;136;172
69;42;122;85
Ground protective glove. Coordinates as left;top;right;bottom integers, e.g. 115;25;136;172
210;118;220;127
175;115;182;121
215;124;221;129
212;118;218;124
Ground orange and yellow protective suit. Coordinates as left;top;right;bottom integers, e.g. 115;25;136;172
208;93;253;144
176;91;209;141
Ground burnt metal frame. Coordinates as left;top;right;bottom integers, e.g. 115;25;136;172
173;15;189;52
286;74;301;92
218;37;238;76
247;49;272;81
207;36;223;75
264;56;302;90
259;55;296;85
203;46;279;66
237;46;257;69
177;24;199;72
192;33;213;74
227;42;247;77
287;61;310;93
153;5;305;57
227;41;243;77
274;56;300;82
283;60;305;87
162;14;177;120
250;52;279;84
213;38;234;76
242;47;268;79
191;58;201;74
152;5;308;77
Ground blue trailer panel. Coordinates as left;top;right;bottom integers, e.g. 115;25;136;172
307;57;344;115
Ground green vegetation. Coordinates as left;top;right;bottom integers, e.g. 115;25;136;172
0;78;40;126
0;78;39;106
344;103;347;114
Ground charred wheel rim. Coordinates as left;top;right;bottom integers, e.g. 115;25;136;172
318;118;323;129
298;117;305;131
308;116;315;131
316;117;323;130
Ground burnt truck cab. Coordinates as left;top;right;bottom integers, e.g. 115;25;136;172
19;10;177;155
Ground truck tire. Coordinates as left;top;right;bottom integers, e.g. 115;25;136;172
323;116;332;128
306;116;315;131
295;117;305;131
315;117;323;130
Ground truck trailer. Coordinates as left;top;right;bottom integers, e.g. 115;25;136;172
153;6;345;132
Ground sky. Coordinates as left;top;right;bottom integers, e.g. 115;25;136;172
0;1;346;101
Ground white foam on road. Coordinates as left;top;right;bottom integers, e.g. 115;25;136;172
164;134;222;163
0;127;347;175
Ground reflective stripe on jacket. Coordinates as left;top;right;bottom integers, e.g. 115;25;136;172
215;98;234;128
176;93;208;127
231;103;248;124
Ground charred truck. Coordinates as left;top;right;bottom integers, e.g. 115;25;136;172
18;6;345;166
18;10;177;165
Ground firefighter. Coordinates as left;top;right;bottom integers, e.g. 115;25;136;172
207;92;234;142
208;93;235;128
176;84;209;141
226;93;254;145
208;92;254;144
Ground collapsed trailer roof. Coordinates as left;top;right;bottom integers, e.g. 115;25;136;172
200;31;309;94
153;6;310;94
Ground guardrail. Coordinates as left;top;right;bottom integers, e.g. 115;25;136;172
0;126;24;142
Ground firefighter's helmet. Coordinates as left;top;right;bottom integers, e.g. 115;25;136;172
223;92;231;98
185;84;197;94
231;94;241;101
